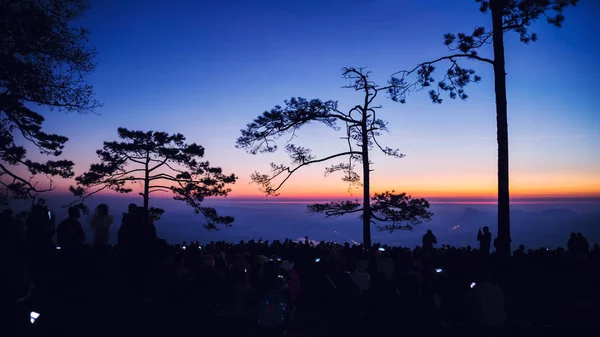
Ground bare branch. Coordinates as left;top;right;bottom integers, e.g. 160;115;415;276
388;54;487;104
148;186;173;194
236;98;358;155
66;184;110;207
149;157;169;172
392;54;493;79
0;162;53;194
252;150;362;196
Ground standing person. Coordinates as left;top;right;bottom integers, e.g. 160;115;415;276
26;205;55;282
466;269;506;335
90;204;113;248
576;233;589;254
121;203;137;227
57;206;85;250
118;205;138;249
567;233;578;254
281;260;300;307
26;204;55;251
257;261;292;336
0;210;31;336
422;230;437;253
477;226;492;256
350;259;371;294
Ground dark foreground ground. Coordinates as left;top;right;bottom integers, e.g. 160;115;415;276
6;240;600;337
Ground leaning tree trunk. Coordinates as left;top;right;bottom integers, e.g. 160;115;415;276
491;0;511;257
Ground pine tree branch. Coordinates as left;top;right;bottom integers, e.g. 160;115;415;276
253;151;362;196
392;54;493;79
0;162;54;194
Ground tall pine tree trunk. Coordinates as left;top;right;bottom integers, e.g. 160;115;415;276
491;0;511;257
361;96;372;248
362;131;372;248
143;175;149;211
143;150;150;212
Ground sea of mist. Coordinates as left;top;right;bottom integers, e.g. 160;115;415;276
5;195;600;250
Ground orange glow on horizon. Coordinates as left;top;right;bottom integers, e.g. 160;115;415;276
50;187;600;202
47;170;600;202
228;190;600;200
226;174;600;200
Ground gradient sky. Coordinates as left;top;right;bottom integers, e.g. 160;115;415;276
28;0;600;201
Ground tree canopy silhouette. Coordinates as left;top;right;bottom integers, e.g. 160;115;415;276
237;67;433;247
387;0;578;257
0;0;100;203
71;128;237;230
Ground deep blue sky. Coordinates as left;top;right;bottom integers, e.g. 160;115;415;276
39;0;599;199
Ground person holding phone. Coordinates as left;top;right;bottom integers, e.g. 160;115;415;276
422;230;437;254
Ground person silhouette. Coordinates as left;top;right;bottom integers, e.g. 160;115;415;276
477;226;492;255
422;230;437;253
57;206;85;250
25;204;55;282
121;203;137;225
0;210;31;335
90;204;113;249
576;233;589;254
26;204;55;251
567;233;578;254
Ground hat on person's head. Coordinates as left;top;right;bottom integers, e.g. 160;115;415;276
281;260;294;271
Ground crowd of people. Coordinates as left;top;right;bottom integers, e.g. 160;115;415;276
1;203;599;337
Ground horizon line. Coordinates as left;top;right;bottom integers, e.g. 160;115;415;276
38;192;600;205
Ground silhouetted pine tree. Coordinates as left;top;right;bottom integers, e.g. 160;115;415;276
237;68;432;247
0;0;100;204
388;0;578;256
71;128;237;229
